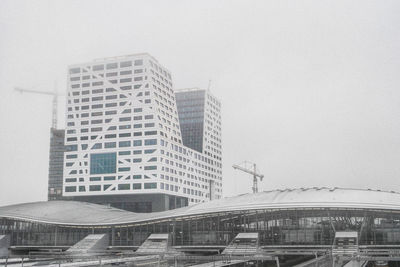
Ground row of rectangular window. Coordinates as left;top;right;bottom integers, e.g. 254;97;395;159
69;60;143;74
70;85;143;97
65;140;157;152
65;182;156;193
64;149;156;166
69;69;144;81
67;100;150;111
70;77;144;89
65;172;158;183
67;117;154;128
66;124;156;137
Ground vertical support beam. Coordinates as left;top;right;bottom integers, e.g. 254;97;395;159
54;226;58;246
327;210;336;245
358;212;367;246
243;212;247;233
255;211;259;231
275;257;280;267
181;220;184;246
188;218;191;245
119;226;122;246
126;227;129;246
15;221;20;246
111;227;115;246
217;213;220;245
172;219;176;246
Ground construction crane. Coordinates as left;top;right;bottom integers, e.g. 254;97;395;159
233;161;264;193
14;86;60;129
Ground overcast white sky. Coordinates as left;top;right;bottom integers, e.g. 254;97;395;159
1;0;400;206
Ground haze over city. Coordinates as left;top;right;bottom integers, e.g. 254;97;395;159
1;0;400;206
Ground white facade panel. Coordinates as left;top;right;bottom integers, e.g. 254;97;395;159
63;54;222;204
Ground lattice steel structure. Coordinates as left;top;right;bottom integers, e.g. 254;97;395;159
1;188;400;247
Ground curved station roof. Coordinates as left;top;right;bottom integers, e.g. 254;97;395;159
1;187;400;226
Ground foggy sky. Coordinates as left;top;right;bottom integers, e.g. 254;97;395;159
1;0;400;206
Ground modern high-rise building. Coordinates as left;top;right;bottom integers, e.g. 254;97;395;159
48;128;66;200
175;88;222;156
63;53;222;212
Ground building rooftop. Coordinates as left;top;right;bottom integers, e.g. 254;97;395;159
1;187;400;226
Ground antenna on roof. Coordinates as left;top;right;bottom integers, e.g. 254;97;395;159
207;80;212;91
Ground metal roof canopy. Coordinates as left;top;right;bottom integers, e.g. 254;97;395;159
1;187;400;226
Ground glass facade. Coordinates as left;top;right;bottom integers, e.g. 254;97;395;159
2;208;400;247
175;90;206;153
90;153;117;174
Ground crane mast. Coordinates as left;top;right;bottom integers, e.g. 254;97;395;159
232;161;264;193
14;86;59;129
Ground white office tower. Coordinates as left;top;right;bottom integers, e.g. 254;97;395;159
63;54;222;212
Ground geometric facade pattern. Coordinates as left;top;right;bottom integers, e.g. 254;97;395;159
63;53;222;204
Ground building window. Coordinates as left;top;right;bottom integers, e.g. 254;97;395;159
145;139;157;146
90;153;116;174
144;149;156;154
69;67;80;74
145;131;157;136
144;183;157;189
120;61;132;68
118;184;130;190
89;185;101;191
93;64;104;71
106;62;118;69
119;117;131;122
92;143;102;149
119;133;131;138
144;166;157;170
119;141;131;147
133;140;142;146
120;78;132;83
65;186;76;192
120;70;132;75
66;145;78;151
105;142;116;148
134;59;143;66
132;183;142;190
